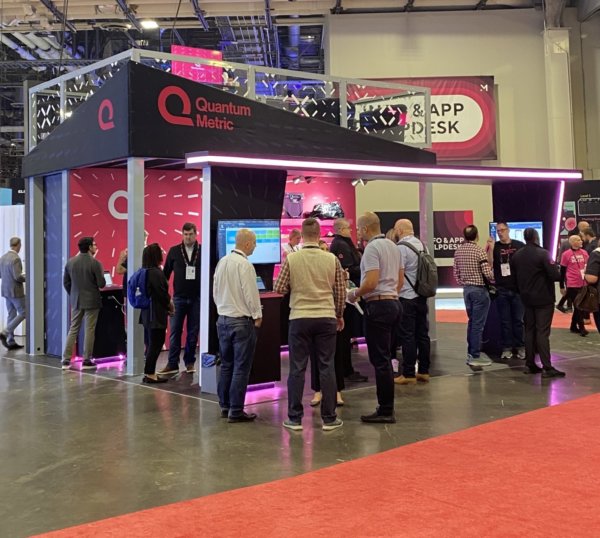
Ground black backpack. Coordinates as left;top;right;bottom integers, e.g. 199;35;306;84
398;241;438;298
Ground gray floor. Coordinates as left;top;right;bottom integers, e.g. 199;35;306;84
3;323;600;537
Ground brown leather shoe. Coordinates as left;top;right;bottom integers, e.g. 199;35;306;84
394;375;417;385
416;373;430;383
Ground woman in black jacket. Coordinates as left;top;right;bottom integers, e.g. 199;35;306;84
140;243;174;384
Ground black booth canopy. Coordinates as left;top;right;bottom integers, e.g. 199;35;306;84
22;62;436;178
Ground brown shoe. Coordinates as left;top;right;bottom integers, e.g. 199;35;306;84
310;392;322;407
416;373;430;383
394;375;417;385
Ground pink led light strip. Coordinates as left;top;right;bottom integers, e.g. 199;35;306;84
186;155;583;181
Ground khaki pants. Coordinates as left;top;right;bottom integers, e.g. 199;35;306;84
63;307;100;361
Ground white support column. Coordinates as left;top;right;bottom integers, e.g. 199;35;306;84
126;158;145;376
26;176;45;355
199;165;212;391
544;28;575;169
61;171;70;353
419;181;437;343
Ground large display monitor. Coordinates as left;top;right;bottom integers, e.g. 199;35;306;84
489;221;544;247
217;219;281;264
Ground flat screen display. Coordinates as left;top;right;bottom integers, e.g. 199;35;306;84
217;219;281;264
489;221;543;247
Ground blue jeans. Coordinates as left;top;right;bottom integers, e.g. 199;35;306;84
217;316;257;417
495;288;524;349
167;295;200;367
463;286;491;359
4;296;26;343
363;299;402;416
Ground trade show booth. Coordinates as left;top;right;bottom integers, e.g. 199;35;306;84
22;59;582;393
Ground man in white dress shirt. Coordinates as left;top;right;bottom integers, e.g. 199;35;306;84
213;229;263;423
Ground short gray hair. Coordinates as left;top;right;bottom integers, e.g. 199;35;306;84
9;237;20;248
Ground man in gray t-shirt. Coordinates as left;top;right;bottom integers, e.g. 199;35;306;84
347;212;402;424
394;219;431;385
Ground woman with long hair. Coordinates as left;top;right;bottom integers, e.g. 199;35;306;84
140;243;174;383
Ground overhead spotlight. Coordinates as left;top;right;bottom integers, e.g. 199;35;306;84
292;176;302;184
351;178;366;187
141;20;159;29
305;176;314;184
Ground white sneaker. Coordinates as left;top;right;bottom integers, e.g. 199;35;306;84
516;347;526;360
322;418;343;431
500;349;513;360
467;357;492;367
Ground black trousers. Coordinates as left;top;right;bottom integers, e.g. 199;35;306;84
144;326;166;375
523;304;554;369
310;328;345;392
565;287;584;332
398;296;431;377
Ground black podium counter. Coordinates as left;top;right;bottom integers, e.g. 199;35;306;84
249;292;283;385
77;286;127;359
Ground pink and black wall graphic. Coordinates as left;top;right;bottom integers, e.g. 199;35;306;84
70;168;203;285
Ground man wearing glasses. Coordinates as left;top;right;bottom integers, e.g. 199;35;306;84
61;237;106;370
486;222;525;360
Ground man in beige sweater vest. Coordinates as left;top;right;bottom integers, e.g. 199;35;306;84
275;218;346;432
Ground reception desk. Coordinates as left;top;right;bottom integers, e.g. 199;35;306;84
249;292;283;385
77;286;127;359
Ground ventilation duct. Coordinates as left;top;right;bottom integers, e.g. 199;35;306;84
578;0;600;20
0;34;37;61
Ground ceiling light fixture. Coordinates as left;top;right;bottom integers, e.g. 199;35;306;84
292;176;302;184
141;20;159;30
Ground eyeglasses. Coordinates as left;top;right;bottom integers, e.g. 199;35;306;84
496;228;508;233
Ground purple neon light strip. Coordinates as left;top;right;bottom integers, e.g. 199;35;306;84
186;155;583;181
551;180;565;261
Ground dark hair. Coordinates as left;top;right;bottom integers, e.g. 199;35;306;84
523;228;539;243
142;243;163;268
582;227;596;238
182;222;197;234
78;237;94;253
496;221;508;228
463;225;478;241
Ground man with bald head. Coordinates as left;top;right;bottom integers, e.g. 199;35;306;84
393;218;431;384
213;229;263;422
348;212;402;423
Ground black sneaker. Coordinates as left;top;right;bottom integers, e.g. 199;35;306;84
524;365;543;374
228;412;257;423
360;412;396;424
61;359;71;370
220;409;229;418
7;343;24;350
81;360;97;370
542;367;566;378
346;371;368;382
0;333;8;348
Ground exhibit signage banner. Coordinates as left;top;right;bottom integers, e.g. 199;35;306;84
364;76;496;161
171;45;223;84
562;181;600;239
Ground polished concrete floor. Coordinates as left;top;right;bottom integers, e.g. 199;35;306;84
3;323;600;537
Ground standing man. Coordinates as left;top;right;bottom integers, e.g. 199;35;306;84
329;217;368;382
453;225;494;369
275;218;345;432
0;237;26;349
393;219;431;385
511;228;563;378
486;222;525;360
62;237;106;370
282;229;301;259
347;212;402;424
213;229;262;423
161;222;201;375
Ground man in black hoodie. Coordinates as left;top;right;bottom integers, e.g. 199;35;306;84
159;222;201;375
511;228;564;378
329;218;368;382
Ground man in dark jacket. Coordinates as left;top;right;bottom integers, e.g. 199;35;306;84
329;218;368;382
511;228;563;378
160;222;201;375
62;237;106;370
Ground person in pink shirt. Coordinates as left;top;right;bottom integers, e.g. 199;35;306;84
560;235;590;336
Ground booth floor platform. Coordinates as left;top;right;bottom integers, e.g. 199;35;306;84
3;323;600;537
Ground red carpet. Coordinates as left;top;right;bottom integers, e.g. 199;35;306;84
36;394;600;537
436;308;593;330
